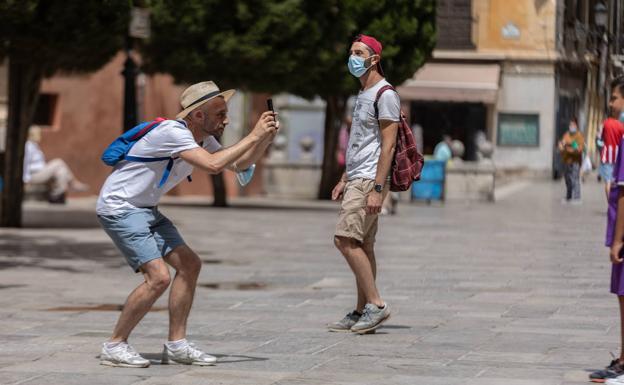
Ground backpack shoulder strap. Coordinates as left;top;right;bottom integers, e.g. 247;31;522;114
129;117;167;141
373;85;397;120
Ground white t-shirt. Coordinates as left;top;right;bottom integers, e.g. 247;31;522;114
23;140;47;182
96;119;221;215
346;79;400;181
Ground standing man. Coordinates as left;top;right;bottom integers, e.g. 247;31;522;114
558;117;584;204
97;81;278;367
328;34;399;334
591;77;624;384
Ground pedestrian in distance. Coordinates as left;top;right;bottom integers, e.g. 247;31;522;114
96;81;279;368
433;134;453;162
329;34;398;334
590;77;624;384
558;117;584;204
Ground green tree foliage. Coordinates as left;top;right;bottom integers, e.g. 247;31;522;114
0;0;129;226
142;0;436;198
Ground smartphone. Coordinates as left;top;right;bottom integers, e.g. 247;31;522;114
267;98;274;114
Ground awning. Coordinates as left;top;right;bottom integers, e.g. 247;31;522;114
397;63;500;104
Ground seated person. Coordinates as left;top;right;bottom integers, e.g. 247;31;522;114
23;127;89;203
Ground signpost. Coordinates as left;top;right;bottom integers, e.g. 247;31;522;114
123;8;150;132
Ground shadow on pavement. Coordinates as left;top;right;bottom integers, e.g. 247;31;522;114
0;233;125;272
140;353;268;364
23;208;100;229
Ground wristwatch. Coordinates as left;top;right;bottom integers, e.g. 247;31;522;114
374;183;384;193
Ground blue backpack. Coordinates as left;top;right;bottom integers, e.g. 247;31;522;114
101;117;191;188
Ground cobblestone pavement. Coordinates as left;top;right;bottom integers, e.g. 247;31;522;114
0;179;617;384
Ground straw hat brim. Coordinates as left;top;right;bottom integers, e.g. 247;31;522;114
176;89;236;119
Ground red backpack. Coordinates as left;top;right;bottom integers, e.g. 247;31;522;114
374;85;424;192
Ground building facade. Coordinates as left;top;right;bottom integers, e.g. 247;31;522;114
398;0;624;177
0;54;270;199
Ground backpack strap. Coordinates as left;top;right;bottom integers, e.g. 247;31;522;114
373;85;397;120
125;118;197;188
130;117;166;140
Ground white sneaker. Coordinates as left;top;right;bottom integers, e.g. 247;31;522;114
606;374;624;384
351;303;391;334
162;341;217;366
100;342;150;368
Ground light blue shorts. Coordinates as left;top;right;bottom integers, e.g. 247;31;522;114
97;207;185;272
600;163;615;183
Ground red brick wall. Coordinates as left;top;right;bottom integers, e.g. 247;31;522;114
38;52;266;199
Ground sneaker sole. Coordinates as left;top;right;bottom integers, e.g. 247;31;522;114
100;360;150;368
162;358;216;366
352;313;391;334
327;327;354;333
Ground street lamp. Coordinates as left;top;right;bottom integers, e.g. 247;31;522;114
122;8;150;132
594;2;608;30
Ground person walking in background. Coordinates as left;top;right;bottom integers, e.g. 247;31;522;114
558;117;584;204
23;126;89;203
336;116;352;170
599;116;624;200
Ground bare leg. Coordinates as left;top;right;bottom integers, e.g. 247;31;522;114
110;259;171;342
607;181;612;202
163;245;202;341
354;242;377;311
619;295;624;361
334;236;383;308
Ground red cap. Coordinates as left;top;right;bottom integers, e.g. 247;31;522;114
353;34;384;76
354;34;383;55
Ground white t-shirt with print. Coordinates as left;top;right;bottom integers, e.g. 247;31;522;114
346;79;401;181
96;119;221;215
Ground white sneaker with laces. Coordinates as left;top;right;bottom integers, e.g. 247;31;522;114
162;341;217;366
100;342;150;368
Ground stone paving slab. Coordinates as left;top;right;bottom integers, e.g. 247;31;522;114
0;179;618;384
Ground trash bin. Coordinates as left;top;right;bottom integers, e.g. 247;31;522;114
411;159;446;202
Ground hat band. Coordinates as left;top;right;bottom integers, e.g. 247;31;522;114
185;90;222;109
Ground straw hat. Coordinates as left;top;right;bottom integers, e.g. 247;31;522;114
176;81;235;119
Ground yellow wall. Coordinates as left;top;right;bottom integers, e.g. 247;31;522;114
473;0;556;55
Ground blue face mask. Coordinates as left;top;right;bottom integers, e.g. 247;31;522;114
348;55;372;78
236;164;256;187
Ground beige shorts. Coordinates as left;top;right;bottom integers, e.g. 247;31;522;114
334;178;389;244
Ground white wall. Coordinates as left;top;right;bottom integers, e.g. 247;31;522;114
493;63;556;171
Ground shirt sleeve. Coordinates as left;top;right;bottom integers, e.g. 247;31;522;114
203;136;222;153
377;90;401;122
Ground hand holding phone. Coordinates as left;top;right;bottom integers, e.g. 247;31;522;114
266;98;280;134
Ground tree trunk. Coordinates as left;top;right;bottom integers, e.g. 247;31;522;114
210;134;228;207
318;95;348;200
211;172;228;207
0;58;42;227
